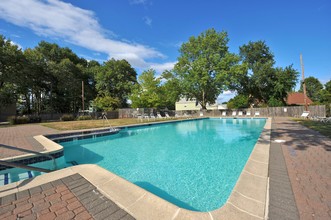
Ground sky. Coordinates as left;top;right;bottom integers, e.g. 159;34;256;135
0;0;330;102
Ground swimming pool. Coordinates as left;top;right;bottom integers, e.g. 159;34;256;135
59;118;266;211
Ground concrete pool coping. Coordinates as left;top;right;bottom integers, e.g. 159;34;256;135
0;117;271;219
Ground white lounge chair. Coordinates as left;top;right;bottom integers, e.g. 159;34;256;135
254;111;260;117
238;111;243;116
165;113;171;118
232;111;237;116
246;111;251;117
199;112;204;117
157;113;164;119
150;113;156;120
300;111;309;119
183;112;191;118
221;111;226;117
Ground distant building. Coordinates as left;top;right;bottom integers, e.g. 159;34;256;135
286;92;313;106
175;98;222;111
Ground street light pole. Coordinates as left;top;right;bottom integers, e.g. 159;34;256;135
300;54;308;111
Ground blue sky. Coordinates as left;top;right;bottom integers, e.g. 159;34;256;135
0;0;330;102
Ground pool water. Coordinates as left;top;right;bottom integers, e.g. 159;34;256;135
60;118;266;211
0;157;67;186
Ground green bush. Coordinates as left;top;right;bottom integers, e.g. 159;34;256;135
77;115;93;120
60;114;75;121
29;115;42;123
7;116;30;125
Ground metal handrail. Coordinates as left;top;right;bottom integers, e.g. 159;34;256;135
0;144;54;160
0;144;57;171
0;160;52;173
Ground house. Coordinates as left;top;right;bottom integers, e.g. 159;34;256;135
286;92;313;106
175;98;219;111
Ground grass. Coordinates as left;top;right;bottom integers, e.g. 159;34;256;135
41;117;182;130
293;118;331;139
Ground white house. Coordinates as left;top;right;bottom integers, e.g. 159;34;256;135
175;98;221;111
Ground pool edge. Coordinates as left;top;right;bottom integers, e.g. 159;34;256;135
1;117;271;220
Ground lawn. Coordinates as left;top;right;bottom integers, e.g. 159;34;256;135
41;117;182;130
293;119;331;139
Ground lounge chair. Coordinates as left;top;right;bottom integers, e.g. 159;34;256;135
254;111;260;117
238;111;243;116
157;113;164;119
199;112;204;117
221;111;226;117
246;111;251;117
183;112;191;118
165;113;171;118
232;111;237;117
150;113;156;120
300;111;309;119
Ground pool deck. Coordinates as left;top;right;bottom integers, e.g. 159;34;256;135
0;117;330;219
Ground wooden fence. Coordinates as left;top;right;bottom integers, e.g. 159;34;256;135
118;105;326;118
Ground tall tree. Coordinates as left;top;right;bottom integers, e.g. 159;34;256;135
159;70;182;109
237;41;298;106
95;59;137;109
175;28;243;109
299;76;323;102
0;35;25;109
130;69;162;108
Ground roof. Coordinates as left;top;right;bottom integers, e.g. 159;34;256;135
286;92;313;105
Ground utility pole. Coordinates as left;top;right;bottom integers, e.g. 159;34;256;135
82;81;85;114
300;54;308;111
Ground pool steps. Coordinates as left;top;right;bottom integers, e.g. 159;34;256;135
0;171;39;186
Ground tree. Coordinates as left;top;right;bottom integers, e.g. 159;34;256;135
0;35;25;110
299;76;323;102
175;28;244;109
130;69;162;108
237;41;298;106
227;94;249;109
159;71;182;109
95;59;137;109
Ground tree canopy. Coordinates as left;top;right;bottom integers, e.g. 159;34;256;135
175;28;245;109
234;40;298;107
94;59;137;110
299;76;323;102
2;31;327;115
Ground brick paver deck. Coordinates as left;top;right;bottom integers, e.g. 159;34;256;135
269;119;299;219
0;124;58;159
0;174;135;220
272;118;331;220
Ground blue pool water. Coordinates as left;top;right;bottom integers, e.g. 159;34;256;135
60;118;266;211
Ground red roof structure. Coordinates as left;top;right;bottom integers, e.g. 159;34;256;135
286;92;313;105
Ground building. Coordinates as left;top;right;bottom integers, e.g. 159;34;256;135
286;92;313;106
175;98;222;111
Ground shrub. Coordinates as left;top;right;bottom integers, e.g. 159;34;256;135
7;116;16;125
77;115;93;120
60;114;75;121
29;115;42;123
7;116;30;125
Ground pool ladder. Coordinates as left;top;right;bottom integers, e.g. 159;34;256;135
102;113;116;131
0;144;55;173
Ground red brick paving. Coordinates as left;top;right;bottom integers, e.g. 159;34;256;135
0;124;58;158
0;183;93;220
274;118;331;220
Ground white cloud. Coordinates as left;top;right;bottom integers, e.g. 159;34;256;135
150;62;177;73
10;41;22;49
217;90;236;103
130;0;148;5
0;0;168;69
143;16;152;26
